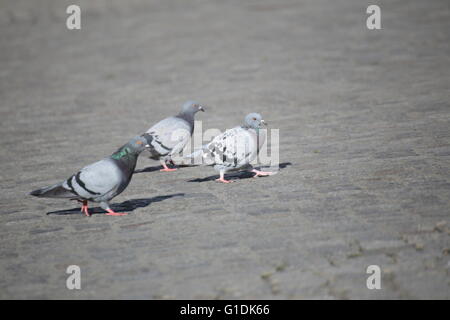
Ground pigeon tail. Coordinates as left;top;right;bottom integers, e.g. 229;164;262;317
30;183;75;199
185;148;204;159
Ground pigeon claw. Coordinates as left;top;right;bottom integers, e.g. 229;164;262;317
160;168;177;172
160;162;177;172
215;178;234;184
80;201;91;217
252;170;276;177
105;209;128;216
82;207;91;217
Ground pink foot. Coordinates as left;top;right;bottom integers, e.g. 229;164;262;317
105;209;128;216
252;170;276;177
215;178;233;183
79;201;90;217
160;163;177;172
160;167;177;172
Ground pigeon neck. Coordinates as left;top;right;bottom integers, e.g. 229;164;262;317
176;112;195;127
242;125;261;152
111;145;139;162
242;124;259;133
111;145;140;178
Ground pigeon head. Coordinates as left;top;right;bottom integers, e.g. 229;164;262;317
180;100;205;115
126;135;150;153
111;135;150;160
244;113;267;129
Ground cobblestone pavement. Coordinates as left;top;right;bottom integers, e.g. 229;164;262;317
0;0;449;299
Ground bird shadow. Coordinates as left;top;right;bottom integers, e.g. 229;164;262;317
187;162;292;183
46;193;185;216
134;165;162;173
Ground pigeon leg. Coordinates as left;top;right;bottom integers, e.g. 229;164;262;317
80;200;90;217
100;201;128;216
215;170;233;183
105;209;128;216
252;169;276;177
160;159;177;172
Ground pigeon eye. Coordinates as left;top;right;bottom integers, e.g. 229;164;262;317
136;141;143;145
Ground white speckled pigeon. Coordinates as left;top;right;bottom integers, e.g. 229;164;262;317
145;100;204;171
191;113;275;183
30;135;152;216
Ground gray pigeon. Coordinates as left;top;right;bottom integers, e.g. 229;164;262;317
30;135;152;216
145;100;205;171
189;113;275;183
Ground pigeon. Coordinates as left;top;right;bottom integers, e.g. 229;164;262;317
145;100;205;171
30;135;152;216
189;113;275;183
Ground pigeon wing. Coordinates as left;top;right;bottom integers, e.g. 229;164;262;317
62;158;122;201
146;117;191;156
204;127;257;169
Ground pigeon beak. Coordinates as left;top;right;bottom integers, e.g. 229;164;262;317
261;120;268;126
199;106;205;112
145;144;150;148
